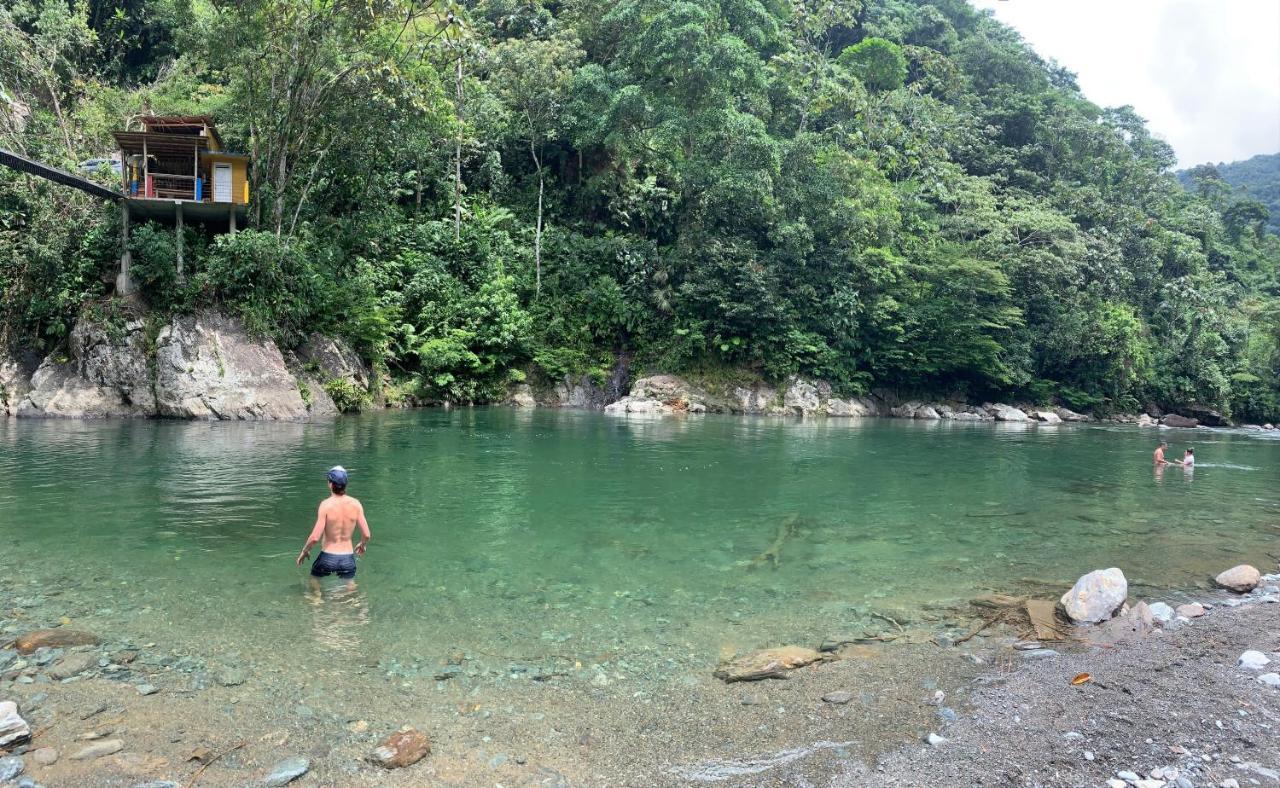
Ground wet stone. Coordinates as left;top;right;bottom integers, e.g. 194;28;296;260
216;668;247;687
368;729;430;769
262;756;309;786
14;630;100;655
821;691;854;704
0;755;24;782
69;739;124;760
136;683;159;696
49;653;96;681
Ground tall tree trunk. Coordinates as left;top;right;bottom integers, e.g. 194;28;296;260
453;52;464;240
535;168;544;298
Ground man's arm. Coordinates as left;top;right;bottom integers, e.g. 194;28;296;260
355;501;371;556
296;504;327;566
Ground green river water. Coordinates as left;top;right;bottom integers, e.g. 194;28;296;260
2;410;1278;685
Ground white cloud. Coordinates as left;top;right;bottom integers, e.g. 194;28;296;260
970;0;1280;167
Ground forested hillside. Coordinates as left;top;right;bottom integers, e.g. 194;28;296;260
2;0;1279;419
1180;153;1280;238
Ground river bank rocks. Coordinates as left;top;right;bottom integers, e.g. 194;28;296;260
713;646;826;682
368;728;431;769
8;311;370;421
1060;568;1129;624
0;701;30;747
1215;565;1261;593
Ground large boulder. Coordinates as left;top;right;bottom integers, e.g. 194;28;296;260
545;374;613;409
1059;568;1128;623
0;352;36;416
825;397;876;417
987;403;1029;422
18;318;154;418
782;377;822;416
1031;410;1062;424
154;312;323;420
1184;405;1230;427
1161;414;1199;428
297;333;369;391
1215;564;1261;593
1053;407;1092;422
732;384;778;414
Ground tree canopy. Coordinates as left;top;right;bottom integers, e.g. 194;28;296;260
2;0;1279;419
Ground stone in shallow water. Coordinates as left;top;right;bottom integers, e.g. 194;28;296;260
368;728;431;769
216;668;246;687
49;653;96;680
1059;568;1127;623
69;739;123;760
136;683;159;696
713;646;824;682
0;702;31;747
0;755;24;782
14;630;100;655
1215;565;1261;593
31;747;57;766
262;756;309;786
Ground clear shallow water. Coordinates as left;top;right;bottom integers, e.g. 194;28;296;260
2;410;1278;677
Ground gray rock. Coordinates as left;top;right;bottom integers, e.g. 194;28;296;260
987;403;1029;422
30;748;57;766
0;702;31;747
135;683;159;696
1238;650;1271;670
69;739;123;760
132;782;181;788
783;377;822;415
262;756;309;786
1059;568;1128;623
1175;603;1205;618
298;333;368;390
153;312;323;420
924;733;947;746
821;691;854;704
0;352;36;417
1148;602;1175;624
1117;771;1141;782
1031;410;1062;424
0;756;23;782
1215;565;1261;593
49;653;96;681
1256;672;1280;687
507;384;536;408
18;318;154;418
216;668;247;687
1161;414;1199;428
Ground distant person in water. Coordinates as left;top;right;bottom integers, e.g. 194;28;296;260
1182;448;1194;467
296;466;371;590
1153;440;1171;465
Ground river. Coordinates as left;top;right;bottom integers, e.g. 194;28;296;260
1;410;1277;783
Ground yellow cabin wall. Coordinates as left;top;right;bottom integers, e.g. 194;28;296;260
202;155;250;205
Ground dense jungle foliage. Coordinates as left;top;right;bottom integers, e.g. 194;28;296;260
1179;153;1280;239
1;0;1278;418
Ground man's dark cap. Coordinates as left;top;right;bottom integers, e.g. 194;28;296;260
327;466;349;486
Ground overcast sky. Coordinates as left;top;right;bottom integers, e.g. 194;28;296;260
970;0;1280;168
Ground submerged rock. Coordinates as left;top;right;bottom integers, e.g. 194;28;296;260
713;646;825;682
69;739;123;760
368;728;431;769
262;756;309;786
1215;565;1261;593
0;755;23;782
1059;568;1128;623
49;653;96;680
15;629;101;655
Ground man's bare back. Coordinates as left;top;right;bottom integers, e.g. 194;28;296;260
296;467;371;582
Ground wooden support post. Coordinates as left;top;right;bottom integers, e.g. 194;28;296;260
116;201;135;295
229;207;237;234
175;202;184;282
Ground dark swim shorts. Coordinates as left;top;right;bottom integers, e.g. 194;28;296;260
311;551;357;579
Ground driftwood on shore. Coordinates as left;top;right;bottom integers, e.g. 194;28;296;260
749;514;800;570
965;594;1069;642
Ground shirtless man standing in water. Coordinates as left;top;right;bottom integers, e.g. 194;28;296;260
296;466;371;589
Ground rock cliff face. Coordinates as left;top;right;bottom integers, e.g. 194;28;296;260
605;375;879;417
9;311;363;421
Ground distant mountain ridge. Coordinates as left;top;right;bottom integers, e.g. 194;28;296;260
1179;152;1280;236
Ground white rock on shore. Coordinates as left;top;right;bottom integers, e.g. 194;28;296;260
1060;568;1128;623
1215;565;1261;594
986;403;1029;422
1148;602;1175;624
1238;650;1271;670
0;701;30;747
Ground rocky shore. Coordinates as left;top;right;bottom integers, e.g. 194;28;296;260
0;311;367;421
2;552;1276;786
